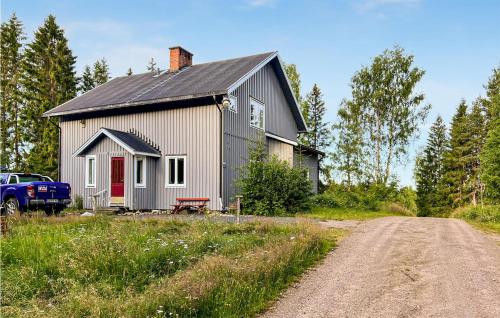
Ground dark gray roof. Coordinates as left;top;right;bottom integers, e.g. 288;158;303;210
44;51;307;132
74;128;161;157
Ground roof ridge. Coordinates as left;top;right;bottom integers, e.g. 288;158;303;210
111;51;276;80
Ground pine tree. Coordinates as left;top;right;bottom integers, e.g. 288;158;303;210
480;67;500;202
126;67;133;76
21;15;77;179
0;14;25;170
93;58;110;85
415;116;448;216
147;57;158;73
302;84;330;150
80;65;95;93
438;101;470;208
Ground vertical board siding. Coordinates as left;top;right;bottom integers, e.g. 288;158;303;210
61;105;221;210
133;156;157;210
268;138;294;164
223;63;299;205
293;151;319;194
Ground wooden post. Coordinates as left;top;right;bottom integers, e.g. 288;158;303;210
235;195;242;225
0;216;8;236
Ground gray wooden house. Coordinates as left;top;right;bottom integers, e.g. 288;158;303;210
44;47;323;210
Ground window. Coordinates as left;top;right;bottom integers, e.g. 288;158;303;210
228;95;237;112
85;155;96;188
134;156;146;188
8;175;18;184
250;98;265;130
165;155;186;188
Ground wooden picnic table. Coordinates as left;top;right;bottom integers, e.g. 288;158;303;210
171;197;210;214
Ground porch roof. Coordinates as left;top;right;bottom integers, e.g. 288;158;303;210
73;128;161;157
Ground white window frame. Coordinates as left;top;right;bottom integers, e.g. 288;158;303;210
228;94;238;113
85;155;96;188
250;97;265;130
134;156;146;188
165;155;187;188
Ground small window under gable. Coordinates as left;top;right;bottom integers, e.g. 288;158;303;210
228;94;237;113
250;98;265;130
85;155;96;188
134;156;146;188
165;155;186;188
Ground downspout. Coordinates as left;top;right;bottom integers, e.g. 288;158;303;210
47;117;62;182
213;95;224;210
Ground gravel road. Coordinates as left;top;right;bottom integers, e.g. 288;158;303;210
263;217;500;318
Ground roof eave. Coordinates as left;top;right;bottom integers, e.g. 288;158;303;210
43;91;227;118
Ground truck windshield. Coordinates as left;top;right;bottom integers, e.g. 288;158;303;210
16;175;44;183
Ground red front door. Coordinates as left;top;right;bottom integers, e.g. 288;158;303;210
111;157;125;198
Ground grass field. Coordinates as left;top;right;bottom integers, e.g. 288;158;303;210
0;216;342;317
298;206;412;221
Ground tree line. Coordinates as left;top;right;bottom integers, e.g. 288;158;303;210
415;68;499;215
0;14;159;178
286;47;499;214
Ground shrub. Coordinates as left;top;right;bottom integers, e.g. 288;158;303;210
451;205;500;223
73;195;84;210
312;183;416;215
237;141;312;215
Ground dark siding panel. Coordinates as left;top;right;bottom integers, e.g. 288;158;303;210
223;63;299;205
293;151;319;194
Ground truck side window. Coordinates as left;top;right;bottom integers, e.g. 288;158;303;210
8;175;17;184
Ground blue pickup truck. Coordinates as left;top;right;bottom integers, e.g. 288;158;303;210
0;173;71;216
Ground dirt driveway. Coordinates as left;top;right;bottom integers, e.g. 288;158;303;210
263;217;500;318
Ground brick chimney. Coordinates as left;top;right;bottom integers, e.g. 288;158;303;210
169;46;193;72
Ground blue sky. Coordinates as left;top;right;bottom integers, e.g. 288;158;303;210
2;0;500;186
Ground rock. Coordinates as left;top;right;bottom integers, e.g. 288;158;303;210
80;212;95;217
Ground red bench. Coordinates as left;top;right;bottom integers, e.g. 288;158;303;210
171;197;210;214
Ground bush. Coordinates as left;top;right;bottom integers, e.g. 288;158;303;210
451;205;500;223
237;141;312;216
312;183;416;215
73;195;84;210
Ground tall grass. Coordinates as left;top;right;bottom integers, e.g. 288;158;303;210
451;205;500;234
1;216;339;317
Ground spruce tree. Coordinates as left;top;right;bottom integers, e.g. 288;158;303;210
80;65;95;93
93;58;110;85
303;84;330;150
21;15;77;178
0;14;25;170
415;116;448;216
480;67;500;202
147;57;158;73
438;101;470;208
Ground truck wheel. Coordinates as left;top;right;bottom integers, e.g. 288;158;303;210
4;198;20;216
44;206;63;216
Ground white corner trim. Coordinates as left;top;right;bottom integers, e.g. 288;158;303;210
265;132;298;146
